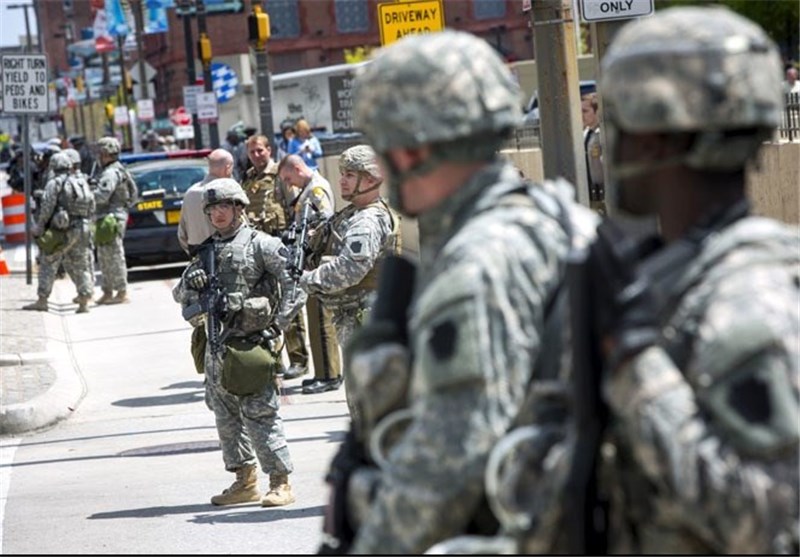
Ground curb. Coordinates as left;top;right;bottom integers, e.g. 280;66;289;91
0;352;52;367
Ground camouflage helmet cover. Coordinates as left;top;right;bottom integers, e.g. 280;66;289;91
339;144;382;181
50;151;73;172
202;178;250;209
601;6;783;135
353;30;522;152
97;136;121;155
63;148;81;166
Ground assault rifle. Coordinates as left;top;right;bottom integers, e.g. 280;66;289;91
284;200;312;301
182;243;228;357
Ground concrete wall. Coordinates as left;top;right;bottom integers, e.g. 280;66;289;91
747;141;800;225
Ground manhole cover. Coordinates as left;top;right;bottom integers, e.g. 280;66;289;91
118;440;220;457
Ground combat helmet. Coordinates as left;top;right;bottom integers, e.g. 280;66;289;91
63;148;81;167
202;178;250;210
600;6;783;171
353;30;522;154
50;151;73;172
97;137;121;156
339;144;382;181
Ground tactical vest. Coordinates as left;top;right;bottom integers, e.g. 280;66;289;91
243;166;286;235
60;174;94;219
323;198;402;295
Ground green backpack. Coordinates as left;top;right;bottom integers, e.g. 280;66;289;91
221;338;280;396
35;229;68;255
95;214;119;245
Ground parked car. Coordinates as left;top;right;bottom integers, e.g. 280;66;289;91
121;150;210;268
522;79;597;126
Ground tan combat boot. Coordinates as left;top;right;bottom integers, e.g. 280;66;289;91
76;295;91;314
95;290;113;305
210;464;261;506
22;297;48;311
106;290;129;305
261;473;295;507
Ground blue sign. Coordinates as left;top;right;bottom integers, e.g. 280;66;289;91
211;62;238;104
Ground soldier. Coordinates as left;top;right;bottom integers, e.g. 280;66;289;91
24;151;95;314
298;145;400;411
242;135;311;380
93;137;136;305
320;30;597;554
172;178;306;507
576;6;799;554
278;154;343;394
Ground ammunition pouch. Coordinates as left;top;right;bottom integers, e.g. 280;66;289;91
35;228;68;255
95;214;119;245
50;206;70;231
221;337;280;396
191;324;207;374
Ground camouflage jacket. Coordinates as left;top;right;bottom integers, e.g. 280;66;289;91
94;160;133;219
350;159;598;554
242;160;286;235
602;215;800;554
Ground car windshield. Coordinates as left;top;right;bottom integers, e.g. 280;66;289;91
129;165;206;195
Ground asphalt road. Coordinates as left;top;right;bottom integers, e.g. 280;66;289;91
0;263;350;554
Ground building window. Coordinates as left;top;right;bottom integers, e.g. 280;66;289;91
266;0;300;39
474;0;506;20
335;0;369;34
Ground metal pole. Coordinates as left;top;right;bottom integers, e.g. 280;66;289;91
530;0;588;206
180;0;202;147
255;46;275;152
117;34;131;150
16;5;35;284
196;0;219;148
132;0;150;131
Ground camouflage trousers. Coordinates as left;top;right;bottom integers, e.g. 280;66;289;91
96;218;127;292
204;353;293;476
38;222;94;299
332;303;370;420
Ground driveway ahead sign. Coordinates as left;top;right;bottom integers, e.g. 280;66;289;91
579;0;653;23
1;54;49;114
378;0;444;46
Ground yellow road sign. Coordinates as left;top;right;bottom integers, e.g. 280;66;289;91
378;0;444;46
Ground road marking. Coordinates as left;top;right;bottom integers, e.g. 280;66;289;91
0;438;21;554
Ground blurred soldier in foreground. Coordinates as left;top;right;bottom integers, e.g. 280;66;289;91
298;145;400;413
172;179;307;507
23;151;95;314
318;30;597;554
93;137;137;305
569;6;799;554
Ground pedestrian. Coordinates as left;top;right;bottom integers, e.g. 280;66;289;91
581;92;606;214
23;151;95;314
177;148;235;256
294;118;323;171
298;145;401;413
241;135;286;236
320;29;597;554
783;66;800;94
93;136;137;305
172;178;306;507
579;6;799;554
277;154;343;394
277;119;301;161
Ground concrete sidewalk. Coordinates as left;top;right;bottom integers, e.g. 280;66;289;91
0;242;86;435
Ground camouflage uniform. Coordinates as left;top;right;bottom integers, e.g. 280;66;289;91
588;8;800;554
28;152;95;310
241;159;285;236
173;179;307;506
94;137;133;297
342;30;598;554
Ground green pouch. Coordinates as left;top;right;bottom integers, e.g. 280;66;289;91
191;325;207;374
95;214;119;245
35;229;68;255
221;337;279;396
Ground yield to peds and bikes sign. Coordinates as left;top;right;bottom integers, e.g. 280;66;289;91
1;54;49;114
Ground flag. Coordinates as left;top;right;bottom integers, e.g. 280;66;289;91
105;0;130;37
93;9;115;53
144;0;169;34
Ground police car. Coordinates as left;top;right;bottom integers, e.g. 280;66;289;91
121;149;209;268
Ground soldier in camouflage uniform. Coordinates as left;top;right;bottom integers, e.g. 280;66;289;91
322;30;597;554
298;145;400;412
573;7;799;554
93;137;134;305
23;151;95;314
172;178;306;508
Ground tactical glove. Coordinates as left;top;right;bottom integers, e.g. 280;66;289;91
589;220;662;371
186;268;208;291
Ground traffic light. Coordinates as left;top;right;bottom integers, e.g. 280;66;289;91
248;5;270;48
197;33;212;65
105;102;114;120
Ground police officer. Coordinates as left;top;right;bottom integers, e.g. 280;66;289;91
23;151;95;314
298;145;400;405
322;30;597;554
93;137;135;305
583;6;799;554
172;178;307;507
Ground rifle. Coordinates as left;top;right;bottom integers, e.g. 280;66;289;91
318;254;417;555
284;200;312;301
182;243;228;357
